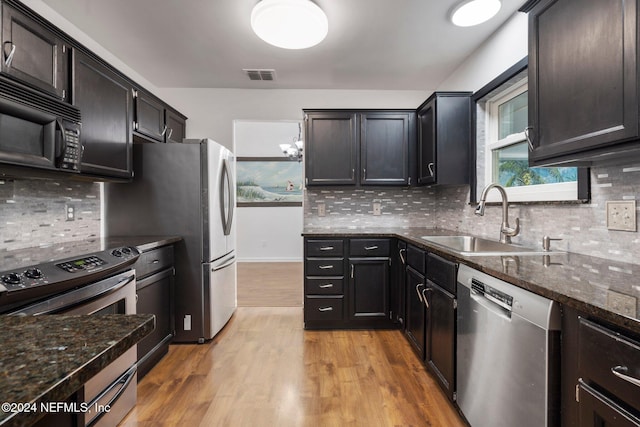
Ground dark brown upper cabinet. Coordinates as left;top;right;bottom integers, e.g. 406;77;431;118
73;49;133;179
1;1;68;101
133;90;187;143
416;92;471;186
304;109;415;187
525;0;640;166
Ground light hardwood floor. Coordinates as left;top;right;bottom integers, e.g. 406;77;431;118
237;262;303;307
120;263;465;427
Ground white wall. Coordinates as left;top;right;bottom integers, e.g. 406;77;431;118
234;120;304;262
437;12;528;92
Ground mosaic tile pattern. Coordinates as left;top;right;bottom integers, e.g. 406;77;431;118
303;163;640;265
0;179;101;251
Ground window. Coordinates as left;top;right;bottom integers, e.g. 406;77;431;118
483;78;579;202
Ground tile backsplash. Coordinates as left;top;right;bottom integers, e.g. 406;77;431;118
304;163;640;265
0;179;100;251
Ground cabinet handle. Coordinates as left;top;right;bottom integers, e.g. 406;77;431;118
364;245;378;251
422;288;431;309
399;248;406;264
427;162;435;177
167;127;174;140
350;264;354;278
351;169;355;180
151;260;160;264
318;265;334;270
416;283;424;303
161;125;168;136
362;168;366;180
524;126;534;151
3;42;16;68
318;306;334;312
319;246;334;251
611;366;640;388
319;283;334;288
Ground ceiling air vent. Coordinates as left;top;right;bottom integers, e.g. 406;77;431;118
243;69;276;81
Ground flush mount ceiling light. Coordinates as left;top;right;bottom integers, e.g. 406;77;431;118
451;0;501;27
251;0;328;49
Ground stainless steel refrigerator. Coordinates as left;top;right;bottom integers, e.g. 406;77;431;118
105;139;237;343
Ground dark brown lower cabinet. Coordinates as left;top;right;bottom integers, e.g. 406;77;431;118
578;381;640;426
348;257;390;327
405;265;426;359
425;280;456;401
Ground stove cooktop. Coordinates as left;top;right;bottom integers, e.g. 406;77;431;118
0;242;140;312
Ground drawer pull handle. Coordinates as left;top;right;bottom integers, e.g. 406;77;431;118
364;246;379;250
318;265;334;269
319;284;334;288
416;283;424;303
319;246;334;251
318;307;333;312
151;260;160;264
611;366;640;388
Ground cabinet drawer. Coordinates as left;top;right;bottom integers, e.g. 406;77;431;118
406;245;425;274
349;238;390;256
305;258;344;276
305;277;344;295
426;253;457;294
305;296;344;321
306;239;344;257
135;246;174;279
578;317;640;412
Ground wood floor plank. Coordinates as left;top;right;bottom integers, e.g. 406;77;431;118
120;306;465;427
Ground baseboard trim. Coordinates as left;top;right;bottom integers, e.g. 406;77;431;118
238;258;303;263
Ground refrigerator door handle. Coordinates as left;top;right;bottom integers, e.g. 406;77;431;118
212;253;236;271
220;157;234;236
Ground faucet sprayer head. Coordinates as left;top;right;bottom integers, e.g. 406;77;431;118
475;201;486;216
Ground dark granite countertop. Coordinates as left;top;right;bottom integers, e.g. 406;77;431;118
303;227;640;335
0;236;181;274
0;314;154;427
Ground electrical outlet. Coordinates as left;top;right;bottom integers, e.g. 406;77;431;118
606;200;636;231
65;204;75;221
373;202;381;216
317;202;326;217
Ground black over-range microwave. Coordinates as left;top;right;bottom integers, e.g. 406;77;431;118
0;75;82;176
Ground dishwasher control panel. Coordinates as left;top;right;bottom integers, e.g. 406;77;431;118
471;278;514;311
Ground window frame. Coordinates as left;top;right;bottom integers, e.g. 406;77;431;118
472;58;589;204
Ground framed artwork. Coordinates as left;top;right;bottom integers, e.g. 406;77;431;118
236;157;303;206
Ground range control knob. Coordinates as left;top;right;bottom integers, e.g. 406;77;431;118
111;249;123;257
24;268;43;279
121;247;132;255
2;273;22;285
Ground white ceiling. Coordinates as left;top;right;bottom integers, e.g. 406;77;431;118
42;0;524;90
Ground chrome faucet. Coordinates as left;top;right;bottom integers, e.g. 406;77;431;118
475;183;520;244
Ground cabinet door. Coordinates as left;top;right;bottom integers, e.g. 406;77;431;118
528;0;639;165
426;281;456;401
134;90;165;142
578;381;640;427
1;3;68;100
165;109;186;143
417;98;436;185
360;112;410;185
305;112;357;185
405;265;426;359
136;268;174;379
73;50;133;178
348;258;390;325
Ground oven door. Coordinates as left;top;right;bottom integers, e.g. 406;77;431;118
9;269;138;427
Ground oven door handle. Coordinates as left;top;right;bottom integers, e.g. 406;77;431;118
86;364;137;427
9;270;135;316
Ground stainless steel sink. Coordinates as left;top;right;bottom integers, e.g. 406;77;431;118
420;235;563;256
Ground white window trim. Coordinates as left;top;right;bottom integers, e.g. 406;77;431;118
483;78;578;203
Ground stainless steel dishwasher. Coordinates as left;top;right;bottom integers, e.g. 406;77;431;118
456;264;561;427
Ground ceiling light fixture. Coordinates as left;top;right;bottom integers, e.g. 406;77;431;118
251;0;328;49
451;0;501;27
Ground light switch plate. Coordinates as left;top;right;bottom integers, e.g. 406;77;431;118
317;202;326;217
606;200;637;231
606;290;637;317
373;202;381;216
